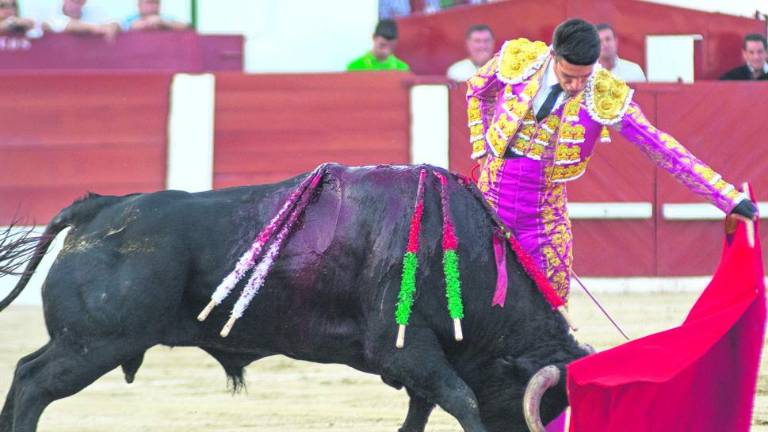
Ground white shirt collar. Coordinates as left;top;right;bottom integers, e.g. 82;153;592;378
747;62;768;74
543;56;559;88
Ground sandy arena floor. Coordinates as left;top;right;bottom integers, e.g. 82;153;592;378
0;291;766;431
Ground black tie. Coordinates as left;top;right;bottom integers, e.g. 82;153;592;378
536;83;563;122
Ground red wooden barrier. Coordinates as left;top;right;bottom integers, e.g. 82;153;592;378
0;73;171;224
653;82;768;275
213;72;412;188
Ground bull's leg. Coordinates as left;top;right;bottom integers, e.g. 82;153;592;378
379;328;488;432
8;338;146;432
399;388;435;432
0;343;50;432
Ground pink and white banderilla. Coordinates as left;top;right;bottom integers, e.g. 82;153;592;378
197;166;325;337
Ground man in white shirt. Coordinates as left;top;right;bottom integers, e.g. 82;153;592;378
44;0;120;40
595;23;646;82
446;24;495;82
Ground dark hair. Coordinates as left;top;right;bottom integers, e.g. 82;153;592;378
552;18;600;65
466;24;493;39
374;19;398;40
743;33;767;50
595;23;614;35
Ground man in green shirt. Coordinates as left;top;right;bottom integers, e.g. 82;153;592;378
347;19;410;71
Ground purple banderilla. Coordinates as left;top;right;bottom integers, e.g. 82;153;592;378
197;165;326;337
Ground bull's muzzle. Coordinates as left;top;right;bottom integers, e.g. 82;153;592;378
522;365;561;432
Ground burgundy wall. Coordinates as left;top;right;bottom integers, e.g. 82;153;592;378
397;0;765;80
0;73;171;224
213;72;411;188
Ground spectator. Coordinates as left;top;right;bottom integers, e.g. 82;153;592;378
43;0;120;41
123;0;188;31
720;34;768;80
0;0;34;34
347;19;410;72
446;24;495;82
596;23;646;82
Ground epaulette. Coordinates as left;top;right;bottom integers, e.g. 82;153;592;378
584;67;634;125
496;38;549;85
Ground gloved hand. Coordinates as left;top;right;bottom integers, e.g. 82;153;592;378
730;199;758;220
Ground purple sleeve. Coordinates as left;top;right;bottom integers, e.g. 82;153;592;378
617;102;746;213
466;55;502;160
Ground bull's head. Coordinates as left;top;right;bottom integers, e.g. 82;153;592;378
465;342;592;432
523;344;595;431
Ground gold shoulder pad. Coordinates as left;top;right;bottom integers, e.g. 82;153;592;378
496;38;549;85
585;68;634;125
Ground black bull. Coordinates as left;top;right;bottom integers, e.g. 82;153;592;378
0;164;588;432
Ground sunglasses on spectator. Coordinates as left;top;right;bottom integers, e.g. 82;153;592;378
0;2;17;9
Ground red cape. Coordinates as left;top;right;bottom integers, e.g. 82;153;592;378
567;218;765;431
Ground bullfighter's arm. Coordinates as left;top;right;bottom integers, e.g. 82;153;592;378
466;55;502;160
614;102;748;213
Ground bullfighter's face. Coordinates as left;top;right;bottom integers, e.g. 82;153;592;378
552;55;594;97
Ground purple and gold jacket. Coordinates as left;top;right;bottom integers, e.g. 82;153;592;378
467;38;746;213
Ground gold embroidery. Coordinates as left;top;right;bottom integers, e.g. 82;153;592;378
470;124;484;137
520;124;536;137
659;132;687;153
545;115;560;131
488;78;540;156
498;38;549;83
498;113;519;136
486;126;507;156
468;75;486;89
477;157;505;209
550;158;591;182
511;137;531;155
534;128;552;143
558;123;586;141
555;145;581;163
693;164;717;183
587;68;632;124
540;183;572;300
467;98;481;123
472;139;485;156
563;95;582;118
528;142;546;159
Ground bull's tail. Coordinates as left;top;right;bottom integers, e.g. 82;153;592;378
0;193;119;312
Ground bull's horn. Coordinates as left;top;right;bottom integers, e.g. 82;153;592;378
523;365;561;432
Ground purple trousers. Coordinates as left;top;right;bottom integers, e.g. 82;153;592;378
479;156;573;301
